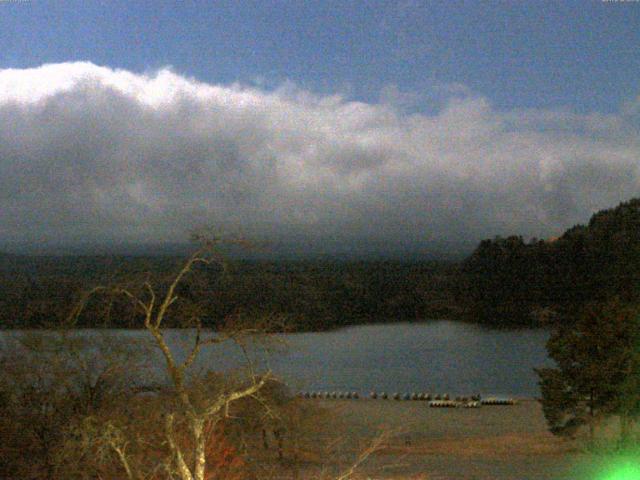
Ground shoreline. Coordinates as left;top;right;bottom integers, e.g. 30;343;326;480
301;398;578;479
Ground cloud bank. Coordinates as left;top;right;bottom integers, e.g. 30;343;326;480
1;62;638;254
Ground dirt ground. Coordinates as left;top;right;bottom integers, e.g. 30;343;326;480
289;398;583;480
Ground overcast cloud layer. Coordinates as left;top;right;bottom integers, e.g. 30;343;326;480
1;62;639;253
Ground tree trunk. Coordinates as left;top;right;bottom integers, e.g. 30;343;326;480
619;413;631;448
193;418;206;480
165;414;194;480
589;389;595;443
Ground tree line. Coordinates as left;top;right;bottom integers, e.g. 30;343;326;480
1;198;640;332
0;255;460;330
2;198;640;332
460;197;640;327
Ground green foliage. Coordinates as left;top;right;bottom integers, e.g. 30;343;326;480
535;299;640;440
461;198;640;326
535;367;583;437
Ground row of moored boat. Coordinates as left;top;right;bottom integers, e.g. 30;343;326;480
296;391;516;407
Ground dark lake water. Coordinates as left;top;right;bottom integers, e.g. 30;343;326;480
1;321;553;397
269;321;552;397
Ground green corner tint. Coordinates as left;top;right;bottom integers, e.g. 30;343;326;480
600;461;640;480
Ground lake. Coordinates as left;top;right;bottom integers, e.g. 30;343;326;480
272;321;552;397
1;321;553;397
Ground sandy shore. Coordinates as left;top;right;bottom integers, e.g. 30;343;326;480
293;398;581;480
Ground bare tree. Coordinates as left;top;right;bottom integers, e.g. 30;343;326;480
0;329;150;479
2;238;399;480
68;240;274;480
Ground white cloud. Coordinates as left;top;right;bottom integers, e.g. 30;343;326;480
1;62;638;252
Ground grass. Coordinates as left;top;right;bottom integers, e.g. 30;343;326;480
291;399;582;480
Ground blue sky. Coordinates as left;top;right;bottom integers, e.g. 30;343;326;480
0;1;639;253
2;0;638;113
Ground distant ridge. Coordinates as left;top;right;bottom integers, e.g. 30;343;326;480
0;239;475;261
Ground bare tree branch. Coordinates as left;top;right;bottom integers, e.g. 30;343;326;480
205;372;272;418
66;286;107;326
63;240;276;480
335;431;392;480
154;250;211;330
165;413;194;480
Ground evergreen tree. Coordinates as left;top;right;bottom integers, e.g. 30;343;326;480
535;299;640;441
